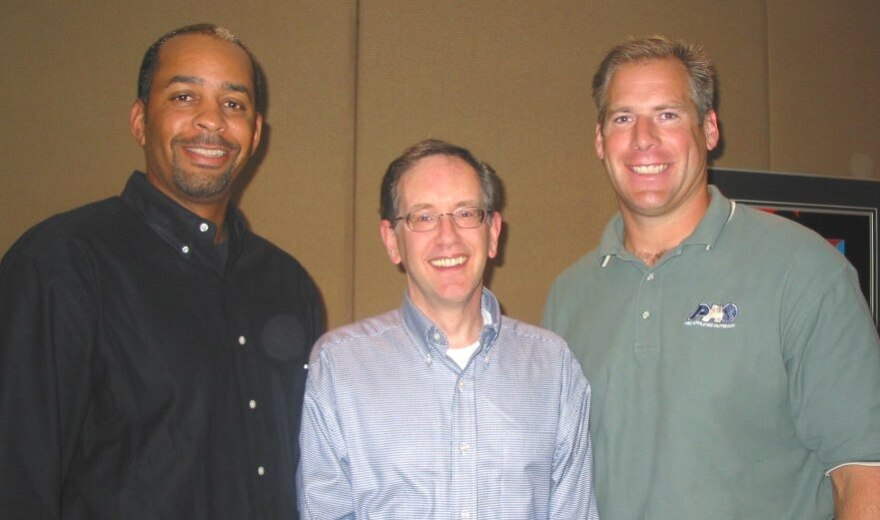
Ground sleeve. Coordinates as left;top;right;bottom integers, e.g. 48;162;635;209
541;277;562;332
548;348;600;519
0;244;96;518
296;345;355;520
783;259;880;470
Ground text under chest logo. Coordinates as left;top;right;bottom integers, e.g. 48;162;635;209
685;302;738;329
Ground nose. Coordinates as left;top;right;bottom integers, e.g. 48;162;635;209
435;213;461;242
632;117;658;151
194;103;225;133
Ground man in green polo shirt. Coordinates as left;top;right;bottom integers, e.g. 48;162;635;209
543;35;880;519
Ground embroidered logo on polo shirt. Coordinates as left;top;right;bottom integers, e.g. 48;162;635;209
685;302;738;329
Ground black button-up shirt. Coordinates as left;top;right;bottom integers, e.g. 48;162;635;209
0;172;324;519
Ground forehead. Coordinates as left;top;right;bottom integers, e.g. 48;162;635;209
398;155;482;208
153;34;255;91
607;57;691;104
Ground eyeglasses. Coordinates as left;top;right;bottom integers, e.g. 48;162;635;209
394;207;488;232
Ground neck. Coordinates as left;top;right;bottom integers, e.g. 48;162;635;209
416;295;485;349
621;188;711;267
631;248;667;267
622;216;686;266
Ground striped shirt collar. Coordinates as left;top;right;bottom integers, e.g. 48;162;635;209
400;287;503;360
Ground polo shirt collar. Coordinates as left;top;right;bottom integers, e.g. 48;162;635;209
121;171;246;274
597;185;734;265
401;287;502;360
685;185;735;249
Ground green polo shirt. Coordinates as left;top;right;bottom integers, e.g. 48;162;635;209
543;186;880;519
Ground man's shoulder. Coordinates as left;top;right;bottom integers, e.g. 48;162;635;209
499;315;569;350
312;310;403;357
237;228;321;298
243;230;311;272
547;247;605;296
727;203;849;267
6;196;127;260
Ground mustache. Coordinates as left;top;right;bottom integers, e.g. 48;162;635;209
172;135;239;150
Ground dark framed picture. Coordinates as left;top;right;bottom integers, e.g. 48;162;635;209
709;168;880;326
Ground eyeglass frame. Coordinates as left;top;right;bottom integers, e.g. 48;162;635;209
393;206;490;232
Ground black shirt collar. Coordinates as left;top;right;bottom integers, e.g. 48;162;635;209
121;171;247;275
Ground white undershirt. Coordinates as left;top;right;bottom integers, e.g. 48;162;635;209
446;309;492;369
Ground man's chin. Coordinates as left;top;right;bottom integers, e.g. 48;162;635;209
173;169;233;200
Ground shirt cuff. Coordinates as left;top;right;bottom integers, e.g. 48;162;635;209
825;461;880;477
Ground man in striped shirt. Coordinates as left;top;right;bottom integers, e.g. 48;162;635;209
297;139;599;519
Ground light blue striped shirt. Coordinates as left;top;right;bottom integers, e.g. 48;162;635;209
297;289;599;519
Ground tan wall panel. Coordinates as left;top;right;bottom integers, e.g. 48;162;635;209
1;3;141;249
353;0;769;325
768;0;880;179
233;3;358;329
0;1;357;329
4;1;876;333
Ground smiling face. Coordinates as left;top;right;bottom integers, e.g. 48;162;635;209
380;154;502;320
130;33;262;221
596;57;719;230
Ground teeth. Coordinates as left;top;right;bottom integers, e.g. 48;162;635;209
190;147;226;158
631;164;668;174
430;256;466;267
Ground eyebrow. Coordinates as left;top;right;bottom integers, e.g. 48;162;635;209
608;102;688;113
166;75;252;98
405;200;483;212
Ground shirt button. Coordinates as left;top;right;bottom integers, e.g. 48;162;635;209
238;336;247;346
458;380;466;390
249;400;257;410
459;442;471;453
647;272;655;281
199;222;210;232
432;332;442;342
642;311;651;320
257;466;265;476
181;245;190;254
460;512;472;519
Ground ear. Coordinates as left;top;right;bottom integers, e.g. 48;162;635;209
487;212;502;259
250;112;264;155
594;122;606;160
703;109;720;151
130;99;146;146
380;220;402;265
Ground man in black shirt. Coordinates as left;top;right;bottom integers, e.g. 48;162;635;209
0;24;324;519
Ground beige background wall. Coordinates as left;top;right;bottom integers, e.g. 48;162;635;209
2;1;878;329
